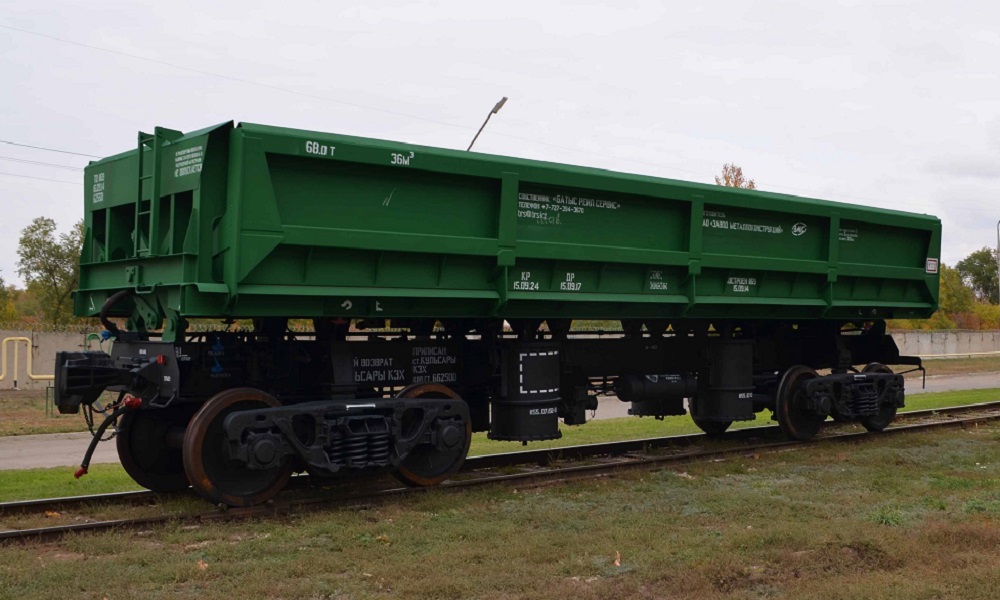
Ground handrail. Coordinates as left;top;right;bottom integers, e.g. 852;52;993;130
0;336;54;388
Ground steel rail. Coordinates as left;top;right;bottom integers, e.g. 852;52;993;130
4;402;1000;543
3;400;999;519
0;490;161;515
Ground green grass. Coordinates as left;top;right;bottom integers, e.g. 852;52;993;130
900;387;1000;411
0;464;140;502
469;412;703;456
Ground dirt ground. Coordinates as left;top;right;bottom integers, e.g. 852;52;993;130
0;388;87;436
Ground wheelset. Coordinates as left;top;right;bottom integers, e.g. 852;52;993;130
182;388;293;507
775;365;824;441
393;383;472;487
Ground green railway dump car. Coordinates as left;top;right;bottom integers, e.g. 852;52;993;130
55;122;940;507
76;121;939;331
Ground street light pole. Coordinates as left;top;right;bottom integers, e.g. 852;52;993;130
996;219;1000;304
467;97;508;151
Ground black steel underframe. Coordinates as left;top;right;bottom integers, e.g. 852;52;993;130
54;319;919;474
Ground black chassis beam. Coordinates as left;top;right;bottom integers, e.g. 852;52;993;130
54;326;908;427
221;396;469;476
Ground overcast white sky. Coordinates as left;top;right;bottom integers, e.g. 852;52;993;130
1;1;997;286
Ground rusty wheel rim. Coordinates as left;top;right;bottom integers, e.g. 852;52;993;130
394;383;472;487
182;388;293;507
776;365;823;441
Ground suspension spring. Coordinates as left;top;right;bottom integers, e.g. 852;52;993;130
326;432;346;467
368;432;391;464
345;436;368;467
851;383;881;415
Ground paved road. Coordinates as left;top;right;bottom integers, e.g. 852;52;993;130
3;372;1000;471
0;431;115;472
906;371;1000;394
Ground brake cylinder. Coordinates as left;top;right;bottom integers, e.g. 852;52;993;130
614;373;696;417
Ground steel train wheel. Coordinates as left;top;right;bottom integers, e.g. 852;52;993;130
393;383;472;487
775;365;824;441
859;363;898;432
117;407;192;492
182;388;293;507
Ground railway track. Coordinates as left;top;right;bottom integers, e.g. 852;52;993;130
4;400;1000;543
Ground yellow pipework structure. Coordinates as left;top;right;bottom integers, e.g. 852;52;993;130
0;336;55;389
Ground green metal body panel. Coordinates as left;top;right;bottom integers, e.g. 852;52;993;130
77;122;941;323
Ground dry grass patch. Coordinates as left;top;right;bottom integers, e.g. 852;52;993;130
0;389;87;436
916;355;1000;377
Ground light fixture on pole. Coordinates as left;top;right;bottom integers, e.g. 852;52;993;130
467;97;508;151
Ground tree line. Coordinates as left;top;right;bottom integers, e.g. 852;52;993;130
899;249;1000;330
0;217;83;326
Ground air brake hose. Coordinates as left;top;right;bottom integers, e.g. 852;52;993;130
74;403;130;479
99;289;132;337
